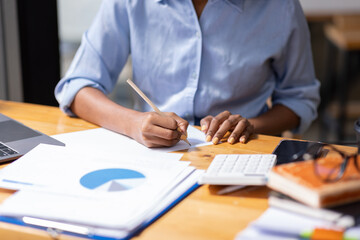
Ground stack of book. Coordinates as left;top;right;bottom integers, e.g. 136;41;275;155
267;156;360;227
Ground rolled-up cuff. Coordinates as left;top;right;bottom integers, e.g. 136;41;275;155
55;78;106;117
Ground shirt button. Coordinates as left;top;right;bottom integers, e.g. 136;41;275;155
191;72;198;79
196;31;201;38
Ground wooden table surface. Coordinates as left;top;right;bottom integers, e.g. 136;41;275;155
0;100;356;240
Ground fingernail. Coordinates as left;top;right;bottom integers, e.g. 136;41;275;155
206;135;212;142
240;136;245;143
212;137;219;145
201;125;207;132
228;137;235;144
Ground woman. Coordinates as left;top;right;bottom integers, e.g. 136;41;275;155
55;0;320;147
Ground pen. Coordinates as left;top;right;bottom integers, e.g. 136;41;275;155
258;225;352;240
127;79;191;146
300;228;354;240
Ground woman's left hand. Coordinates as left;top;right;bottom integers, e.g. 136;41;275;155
200;111;254;144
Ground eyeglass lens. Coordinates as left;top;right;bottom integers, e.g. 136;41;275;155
314;146;360;182
314;148;344;181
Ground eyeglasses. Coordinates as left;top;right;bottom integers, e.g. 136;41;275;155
301;143;360;182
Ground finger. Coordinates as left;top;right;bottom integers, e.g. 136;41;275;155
200;116;213;133
147;112;178;131
142;134;181;148
227;119;250;144
141;113;181;140
212;115;242;144
166;112;189;135
206;111;231;142
142;123;181;141
239;124;254;144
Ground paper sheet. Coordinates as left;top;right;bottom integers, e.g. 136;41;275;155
0;144;185;192
0;144;197;230
52;125;211;157
0;125;208;237
0;170;203;238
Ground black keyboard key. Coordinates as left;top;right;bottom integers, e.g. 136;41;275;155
0;150;8;156
0;142;18;156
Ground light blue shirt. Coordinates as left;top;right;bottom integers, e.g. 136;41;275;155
55;0;320;134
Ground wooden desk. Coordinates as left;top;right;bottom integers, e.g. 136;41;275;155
0;100;356;240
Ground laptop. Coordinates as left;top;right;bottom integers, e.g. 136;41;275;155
0;113;65;163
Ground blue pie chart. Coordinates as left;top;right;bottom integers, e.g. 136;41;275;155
80;168;146;192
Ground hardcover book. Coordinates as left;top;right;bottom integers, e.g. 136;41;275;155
267;156;360;208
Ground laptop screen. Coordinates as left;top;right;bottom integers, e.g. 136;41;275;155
0;120;41;143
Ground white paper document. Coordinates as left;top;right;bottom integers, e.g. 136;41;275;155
53;125;210;157
0;144;202;237
0;125;208;238
0;170;203;239
0;144;183;191
0;168;196;230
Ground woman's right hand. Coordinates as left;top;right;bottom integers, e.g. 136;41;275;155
71;87;189;148
130;111;189;148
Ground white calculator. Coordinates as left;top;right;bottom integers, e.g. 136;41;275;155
198;154;277;185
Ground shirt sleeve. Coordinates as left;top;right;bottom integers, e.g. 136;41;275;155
54;0;130;116
271;0;320;134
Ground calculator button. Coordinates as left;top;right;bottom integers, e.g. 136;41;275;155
198;154;277;185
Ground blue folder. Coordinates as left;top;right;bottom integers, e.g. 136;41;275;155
0;183;200;240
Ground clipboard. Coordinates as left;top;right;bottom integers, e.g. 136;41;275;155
0;183;200;240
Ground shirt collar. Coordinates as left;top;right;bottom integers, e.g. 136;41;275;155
224;0;244;13
153;0;244;12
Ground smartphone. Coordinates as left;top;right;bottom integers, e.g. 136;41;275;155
272;139;323;165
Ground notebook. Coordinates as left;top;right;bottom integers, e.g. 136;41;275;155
0;113;64;163
267;156;360;208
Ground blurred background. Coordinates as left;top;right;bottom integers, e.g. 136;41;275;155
0;0;359;145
